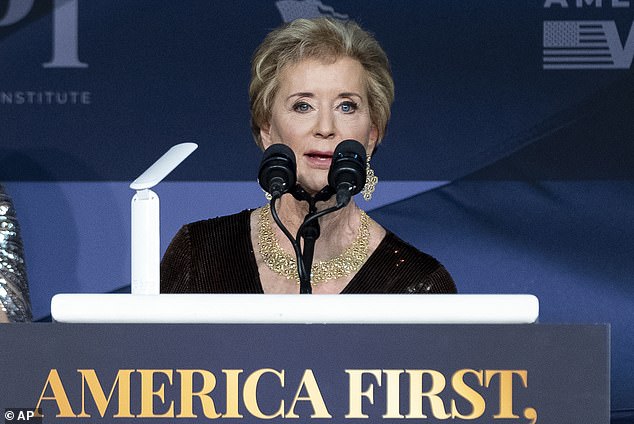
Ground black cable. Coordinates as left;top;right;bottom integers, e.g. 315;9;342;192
269;196;309;289
295;202;344;294
269;185;341;294
296;203;343;242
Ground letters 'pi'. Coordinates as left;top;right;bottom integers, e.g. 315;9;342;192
0;0;87;68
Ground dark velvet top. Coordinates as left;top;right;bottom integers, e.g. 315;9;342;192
160;210;456;294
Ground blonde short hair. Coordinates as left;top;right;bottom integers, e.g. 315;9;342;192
249;17;394;149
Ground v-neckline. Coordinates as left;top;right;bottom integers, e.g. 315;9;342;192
246;209;389;294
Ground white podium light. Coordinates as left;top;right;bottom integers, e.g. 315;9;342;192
129;142;197;295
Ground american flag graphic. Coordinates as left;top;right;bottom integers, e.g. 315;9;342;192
543;21;617;69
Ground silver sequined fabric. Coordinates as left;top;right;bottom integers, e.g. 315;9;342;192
0;184;32;322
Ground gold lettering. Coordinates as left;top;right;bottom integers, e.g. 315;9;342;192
176;369;221;419
285;370;332;418
345;369;381;418
243;368;285;419
76;369;133;418
451;369;485;419
137;369;175;418
383;370;405;418
524;406;538;424
485;370;528;419
406;369;451;419
35;369;76;418
223;369;244;418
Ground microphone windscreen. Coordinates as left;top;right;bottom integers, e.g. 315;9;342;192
262;143;296;164
328;140;367;196
335;139;366;160
258;143;297;195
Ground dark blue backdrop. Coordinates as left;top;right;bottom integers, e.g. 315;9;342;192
1;0;632;414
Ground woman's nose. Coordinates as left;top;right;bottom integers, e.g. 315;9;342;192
313;110;336;139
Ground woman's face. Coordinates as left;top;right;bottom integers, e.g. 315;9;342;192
260;56;378;194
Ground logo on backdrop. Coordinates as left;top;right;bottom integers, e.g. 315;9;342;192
0;0;87;68
275;0;348;22
0;0;91;105
542;1;634;69
543;20;634;69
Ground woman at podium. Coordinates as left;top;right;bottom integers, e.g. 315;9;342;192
161;18;456;295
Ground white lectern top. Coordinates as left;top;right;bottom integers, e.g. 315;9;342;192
51;294;539;324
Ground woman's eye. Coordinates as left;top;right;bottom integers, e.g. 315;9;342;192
293;102;312;113
339;101;358;113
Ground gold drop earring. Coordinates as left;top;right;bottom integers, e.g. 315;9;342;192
362;156;378;201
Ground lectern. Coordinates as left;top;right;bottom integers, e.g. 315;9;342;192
0;294;609;423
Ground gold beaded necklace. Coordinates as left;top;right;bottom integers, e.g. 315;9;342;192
258;204;370;285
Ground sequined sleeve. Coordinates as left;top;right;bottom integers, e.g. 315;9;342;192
0;184;32;322
160;225;193;293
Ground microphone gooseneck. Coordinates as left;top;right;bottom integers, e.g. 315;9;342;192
327;140;367;207
257;144;310;291
295;140;369;290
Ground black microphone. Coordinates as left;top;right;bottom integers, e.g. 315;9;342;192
258;144;297;199
328;140;367;207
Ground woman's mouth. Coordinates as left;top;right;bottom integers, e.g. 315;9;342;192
305;151;333;168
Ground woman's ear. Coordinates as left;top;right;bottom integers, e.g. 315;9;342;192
367;124;379;156
260;123;273;149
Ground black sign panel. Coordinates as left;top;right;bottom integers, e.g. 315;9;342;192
0;323;609;423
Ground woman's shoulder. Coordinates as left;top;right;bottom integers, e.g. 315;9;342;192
163;208;254;275
380;231;442;265
362;230;457;294
161;209;259;293
184;209;253;235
